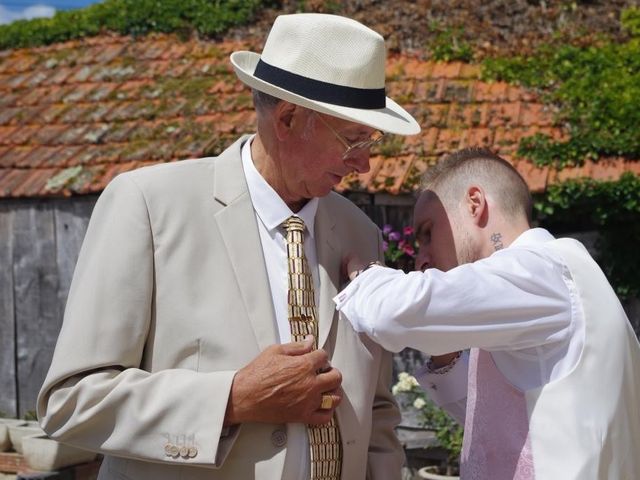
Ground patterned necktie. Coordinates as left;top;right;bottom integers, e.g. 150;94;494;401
283;215;343;480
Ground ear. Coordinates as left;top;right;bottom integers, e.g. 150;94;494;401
272;101;297;141
465;185;487;226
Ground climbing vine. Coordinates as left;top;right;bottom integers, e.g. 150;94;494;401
0;0;271;50
483;7;640;299
482;7;640;169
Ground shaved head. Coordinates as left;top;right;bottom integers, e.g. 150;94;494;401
421;147;533;224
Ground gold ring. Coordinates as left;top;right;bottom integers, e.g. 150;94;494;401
320;394;333;410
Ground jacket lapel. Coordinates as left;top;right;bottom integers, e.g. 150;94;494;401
315;198;340;350
213;136;278;352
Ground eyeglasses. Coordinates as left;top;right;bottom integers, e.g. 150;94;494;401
314;112;385;160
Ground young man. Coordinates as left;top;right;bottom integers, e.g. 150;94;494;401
335;147;640;479
38;13;420;480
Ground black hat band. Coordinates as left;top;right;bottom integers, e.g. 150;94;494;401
254;59;386;110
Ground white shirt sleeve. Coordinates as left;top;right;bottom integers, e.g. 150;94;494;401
414;351;470;425
334;246;572;355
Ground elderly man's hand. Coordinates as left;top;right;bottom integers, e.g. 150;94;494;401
224;335;343;426
341;253;369;282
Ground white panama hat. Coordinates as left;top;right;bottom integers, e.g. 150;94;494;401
230;13;421;136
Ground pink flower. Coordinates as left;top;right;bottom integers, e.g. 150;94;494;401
402;243;415;256
403;226;414;236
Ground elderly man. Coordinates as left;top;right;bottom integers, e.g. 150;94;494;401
336;148;640;479
37;13;420;480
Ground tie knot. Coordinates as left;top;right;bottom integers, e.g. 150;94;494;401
283;215;305;233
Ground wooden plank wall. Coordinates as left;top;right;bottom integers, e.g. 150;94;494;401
0;196;97;418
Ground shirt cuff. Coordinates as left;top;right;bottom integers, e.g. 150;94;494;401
333;266;381;306
415;350;469;407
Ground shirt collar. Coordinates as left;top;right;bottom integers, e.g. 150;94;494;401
241;135;318;237
510;227;556;248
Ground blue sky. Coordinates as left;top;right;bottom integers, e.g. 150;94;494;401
0;0;101;24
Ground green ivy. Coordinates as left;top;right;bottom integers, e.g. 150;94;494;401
481;8;640;300
429;22;474;62
622;6;640;37
534;172;640;299
482;7;640;169
0;0;270;50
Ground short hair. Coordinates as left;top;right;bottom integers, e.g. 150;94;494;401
252;89;282;115
421;147;533;222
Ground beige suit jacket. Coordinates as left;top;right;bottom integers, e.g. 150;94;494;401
37;137;404;480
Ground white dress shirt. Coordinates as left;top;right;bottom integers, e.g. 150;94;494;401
241;136;318;480
334;228;585;423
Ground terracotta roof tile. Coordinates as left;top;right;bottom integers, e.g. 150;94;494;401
47;85;80;104
16;86;52;106
462;128;494;148
26;70;56;88
0;146;26;167
0;91;19;108
431;62;463;79
626;160;640;175
11;167;57;197
72;143;121;165
0;168;31;196
435;129;464;154
38;103;71;124
487;102;522;127
86;83;119;101
0;33;636;198
459;64;481;79
0;126;18;143
589;158;626;181
514;161;549;192
442;80;473;103
7;125;40;145
520;102;556;126
61;83;98;103
18;146;60;167
95;44;127;64
0;107;21;125
58;103;97;124
32;125;68;145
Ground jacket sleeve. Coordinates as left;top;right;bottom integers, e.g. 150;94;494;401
37;173;239;468
366;348;405;480
366;228;405;480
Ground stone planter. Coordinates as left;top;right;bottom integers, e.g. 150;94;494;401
21;435;97;471
418;466;460;480
0;419;26;451
7;421;43;454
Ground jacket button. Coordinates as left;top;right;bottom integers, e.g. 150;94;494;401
179;446;189;458
164;443;174;456
271;428;287;447
166;444;180;457
188;446;198;458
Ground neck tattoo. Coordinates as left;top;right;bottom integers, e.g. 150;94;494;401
490;232;504;251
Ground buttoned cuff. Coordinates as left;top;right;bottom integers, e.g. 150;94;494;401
333;268;380;334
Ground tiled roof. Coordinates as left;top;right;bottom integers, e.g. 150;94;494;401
0;33;637;198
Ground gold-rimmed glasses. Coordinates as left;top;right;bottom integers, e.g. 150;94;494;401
314;112;385;159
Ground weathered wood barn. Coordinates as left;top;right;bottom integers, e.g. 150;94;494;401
1;33;638;417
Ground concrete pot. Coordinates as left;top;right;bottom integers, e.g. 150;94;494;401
0;419;26;452
22;435;97;471
418;466;460;480
7;421;43;454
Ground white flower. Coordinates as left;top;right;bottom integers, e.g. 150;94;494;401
413;397;426;410
393;372;420;393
